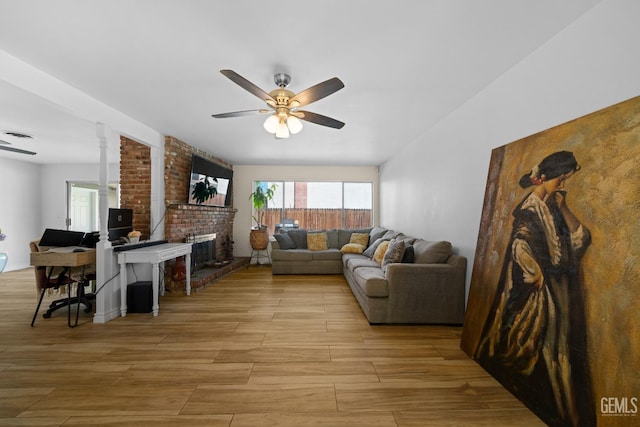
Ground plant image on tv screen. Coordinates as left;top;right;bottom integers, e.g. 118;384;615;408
187;155;233;207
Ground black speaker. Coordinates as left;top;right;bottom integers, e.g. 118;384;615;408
127;281;152;313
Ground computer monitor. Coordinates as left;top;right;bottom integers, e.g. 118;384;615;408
107;208;133;242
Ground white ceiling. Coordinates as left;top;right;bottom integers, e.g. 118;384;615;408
0;0;600;166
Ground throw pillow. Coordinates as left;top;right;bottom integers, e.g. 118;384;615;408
274;233;296;250
287;229;308;249
363;237;387;259
340;243;365;254
401;245;415;263
307;232;328;251
373;240;390;265
381;230;401;240
369;226;387;242
382;238;406;273
349;232;369;247
338;228;372;248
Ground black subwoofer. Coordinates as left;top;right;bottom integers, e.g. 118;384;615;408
127;281;152;313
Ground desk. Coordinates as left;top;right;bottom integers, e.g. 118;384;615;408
117;243;192;317
30;248;96;327
31;248;96;269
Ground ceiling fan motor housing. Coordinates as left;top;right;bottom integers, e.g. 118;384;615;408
269;88;295;108
274;73;291;88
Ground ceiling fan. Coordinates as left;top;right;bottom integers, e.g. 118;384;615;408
0;132;36;155
212;69;345;138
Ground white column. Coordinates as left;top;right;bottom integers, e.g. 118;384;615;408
93;122;115;323
96;123;110;243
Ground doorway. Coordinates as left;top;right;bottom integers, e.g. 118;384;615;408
66;181;119;232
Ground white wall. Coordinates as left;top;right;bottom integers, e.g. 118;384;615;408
0;157;41;270
379;0;640;297
40;163;120;231
0;159;119;271
233;165;378;258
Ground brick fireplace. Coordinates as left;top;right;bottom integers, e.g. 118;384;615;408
186;232;217;271
119;136;245;293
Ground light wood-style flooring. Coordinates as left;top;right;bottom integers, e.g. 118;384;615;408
0;266;544;426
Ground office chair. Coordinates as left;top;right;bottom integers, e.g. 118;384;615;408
29;240;96;327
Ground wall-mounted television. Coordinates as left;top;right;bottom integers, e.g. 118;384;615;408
187;155;233;207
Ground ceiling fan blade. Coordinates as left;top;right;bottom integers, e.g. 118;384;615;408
289;77;344;108
0;145;36;155
296;110;345;129
212;109;270;119
220;70;275;103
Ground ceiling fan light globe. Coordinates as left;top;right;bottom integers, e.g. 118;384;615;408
287;116;303;134
263;115;279;133
275;120;290;139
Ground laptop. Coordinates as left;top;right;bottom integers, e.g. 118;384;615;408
38;228;86;247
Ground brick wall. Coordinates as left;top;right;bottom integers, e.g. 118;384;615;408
119;135;236;292
164;136;236;291
119;137;151;237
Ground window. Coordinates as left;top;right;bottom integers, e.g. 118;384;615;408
256;181;373;234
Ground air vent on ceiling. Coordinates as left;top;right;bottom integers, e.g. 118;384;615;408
4;131;34;139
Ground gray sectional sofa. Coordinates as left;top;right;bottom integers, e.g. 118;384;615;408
271;227;466;324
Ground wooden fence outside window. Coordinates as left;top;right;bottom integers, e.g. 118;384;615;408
263;208;372;235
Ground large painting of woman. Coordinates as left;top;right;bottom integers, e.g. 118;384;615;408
475;151;594;426
462;96;640;427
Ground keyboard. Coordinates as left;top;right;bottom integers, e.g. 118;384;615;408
113;240;169;252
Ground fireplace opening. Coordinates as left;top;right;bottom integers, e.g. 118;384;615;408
185;233;216;271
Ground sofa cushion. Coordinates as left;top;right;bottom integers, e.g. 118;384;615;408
310;248;342;261
373;240;390;265
353;267;388;297
345;256;379;273
287;229;308;249
337;230;353;248
413;239;452;264
274;233;296;250
340;243;365;254
271;249;313;262
382;238;406;273
307;232;328;251
326;229;340;249
349;232;369;247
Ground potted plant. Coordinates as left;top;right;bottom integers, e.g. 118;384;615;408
0;227;7;273
249;182;277;251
